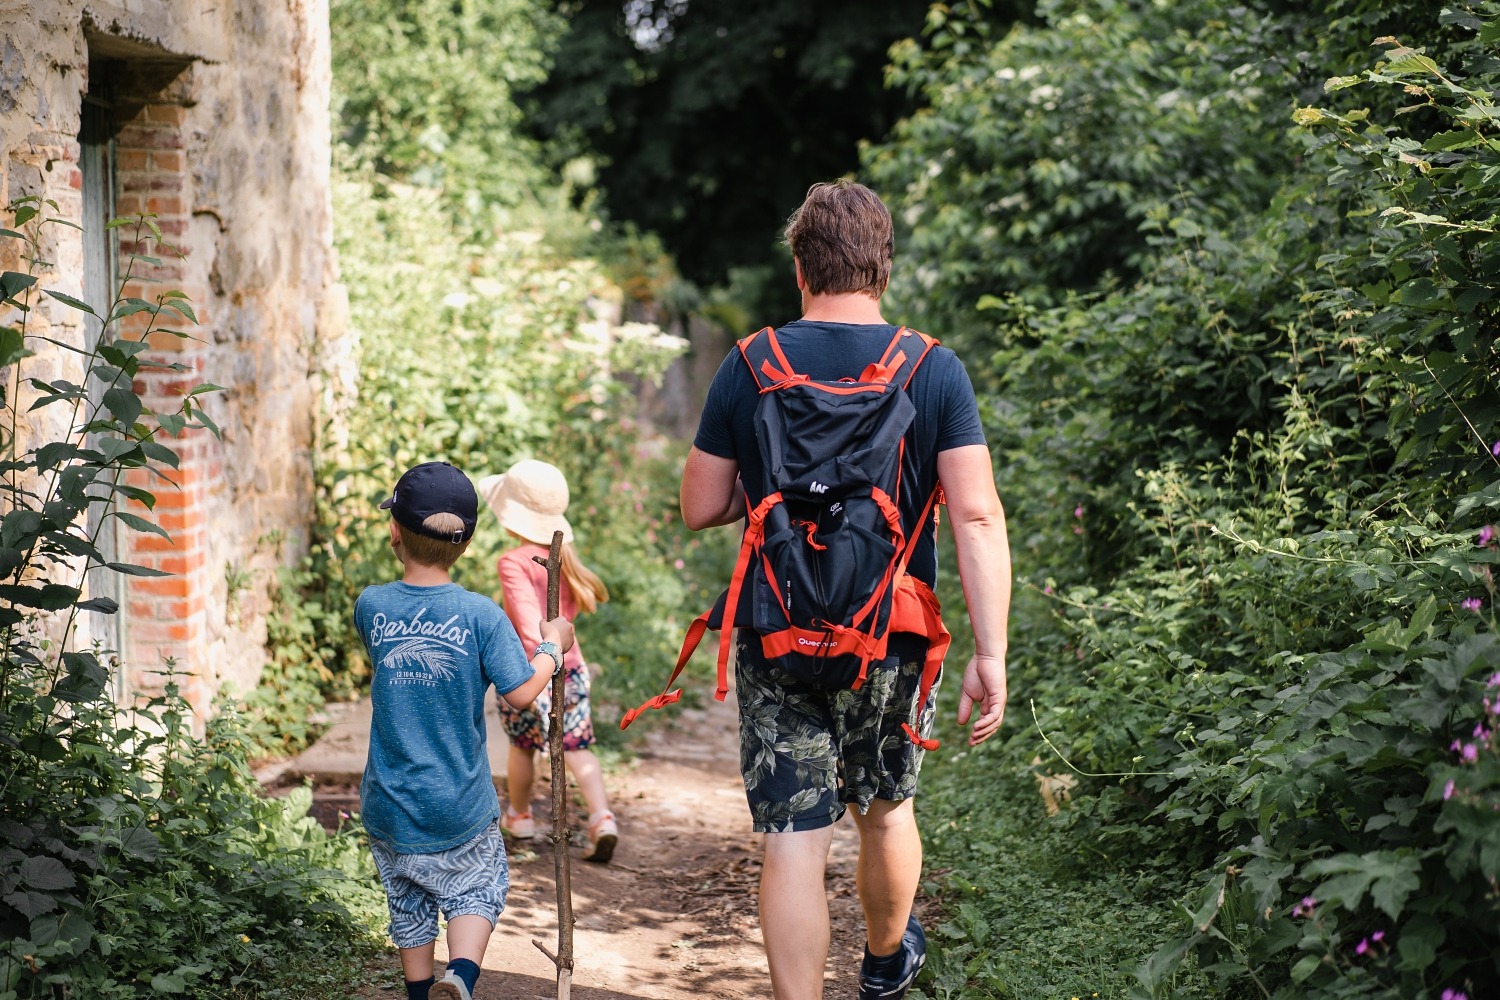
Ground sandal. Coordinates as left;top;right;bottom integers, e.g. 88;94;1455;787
501;807;535;840
583;811;618;863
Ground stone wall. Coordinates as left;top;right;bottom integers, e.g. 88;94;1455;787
0;0;339;719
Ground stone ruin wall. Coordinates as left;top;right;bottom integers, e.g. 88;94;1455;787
0;0;341;719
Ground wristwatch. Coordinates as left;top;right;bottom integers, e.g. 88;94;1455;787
534;641;563;676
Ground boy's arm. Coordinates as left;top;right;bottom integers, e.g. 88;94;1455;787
498;617;576;710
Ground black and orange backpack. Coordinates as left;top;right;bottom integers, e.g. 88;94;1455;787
622;325;951;750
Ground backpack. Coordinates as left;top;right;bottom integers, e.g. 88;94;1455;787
621;325;952;750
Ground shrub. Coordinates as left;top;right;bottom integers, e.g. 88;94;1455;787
0;203;384;997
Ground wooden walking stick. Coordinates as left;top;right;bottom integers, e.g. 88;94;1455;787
531;530;574;1000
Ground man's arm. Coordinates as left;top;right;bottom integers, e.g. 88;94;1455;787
936;443;1011;746
680;446;746;530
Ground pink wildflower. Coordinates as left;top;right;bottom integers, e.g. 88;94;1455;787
1043;584;1054;595
1462;743;1479;764
1488;672;1500;689
1355;938;1369;956
673;558;685;570
1371;930;1385;942
1074;505;1084;518
1481;525;1496;547
1292;896;1316;918
1441;990;1469;1000
1493;439;1500;456
1462;597;1484;612
1444;778;1457;800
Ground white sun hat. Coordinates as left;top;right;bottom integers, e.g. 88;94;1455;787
477;459;574;545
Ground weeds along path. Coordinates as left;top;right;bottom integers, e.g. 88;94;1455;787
288;691;867;999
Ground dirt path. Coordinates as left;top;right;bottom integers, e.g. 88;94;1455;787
332;692;868;999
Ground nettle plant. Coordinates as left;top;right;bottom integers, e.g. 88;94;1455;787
0;200;382;998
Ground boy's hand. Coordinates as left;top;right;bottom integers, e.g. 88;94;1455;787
540;616;576;653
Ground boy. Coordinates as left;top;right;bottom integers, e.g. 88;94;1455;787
356;460;575;1000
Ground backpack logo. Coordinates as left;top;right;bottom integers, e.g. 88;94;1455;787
809;481;829;494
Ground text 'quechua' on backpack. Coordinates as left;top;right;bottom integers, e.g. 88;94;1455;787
622;325;952;750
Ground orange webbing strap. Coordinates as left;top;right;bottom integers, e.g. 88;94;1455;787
739;326;799;387
859;326;911;384
619;609;708;730
620;491;781;728
898;577;950;751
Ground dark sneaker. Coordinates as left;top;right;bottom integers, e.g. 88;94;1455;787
859;915;926;1000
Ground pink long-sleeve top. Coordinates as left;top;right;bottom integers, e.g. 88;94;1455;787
496;543;585;673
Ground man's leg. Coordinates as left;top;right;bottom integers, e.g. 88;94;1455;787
849;798;922;956
760;824;838;1000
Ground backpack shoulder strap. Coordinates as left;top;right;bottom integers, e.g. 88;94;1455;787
738;326;799;390
859;327;940;388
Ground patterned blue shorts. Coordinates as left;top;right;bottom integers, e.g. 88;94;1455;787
368;820;509;949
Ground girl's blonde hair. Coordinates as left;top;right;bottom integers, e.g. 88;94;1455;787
562;542;608;613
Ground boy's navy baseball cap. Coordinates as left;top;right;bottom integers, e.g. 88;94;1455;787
379;461;478;543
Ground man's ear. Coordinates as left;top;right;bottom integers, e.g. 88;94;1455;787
793;257;807;292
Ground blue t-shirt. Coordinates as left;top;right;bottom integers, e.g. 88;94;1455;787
354;581;534;854
694;320;987;590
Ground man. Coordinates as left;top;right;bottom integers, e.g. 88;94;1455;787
679;179;1011;1000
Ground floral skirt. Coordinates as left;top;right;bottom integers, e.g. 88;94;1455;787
498;660;594;753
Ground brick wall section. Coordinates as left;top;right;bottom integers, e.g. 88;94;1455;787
113;100;220;717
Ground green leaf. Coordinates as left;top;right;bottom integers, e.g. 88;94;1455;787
187;382;225;398
3;889;58;919
102;386;143;428
0;270;37;301
20;856;75;891
76;596;119;614
42;289;96;315
0;326;29;367
113;510;172;541
139;440;181;468
1397;914;1445;970
150;972;187;993
106;561;171;577
13;205;37;226
163;298;198;323
120;827;160;861
35;441;81;472
190;405;221;437
0;583;81;611
1290;953;1322;983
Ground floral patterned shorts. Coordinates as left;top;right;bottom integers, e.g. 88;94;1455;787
498;660;595;753
734;631;941;833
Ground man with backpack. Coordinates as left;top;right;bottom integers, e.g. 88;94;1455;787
677;179;1011;1000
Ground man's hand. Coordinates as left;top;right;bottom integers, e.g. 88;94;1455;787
539;616;576;653
956;654;1007;746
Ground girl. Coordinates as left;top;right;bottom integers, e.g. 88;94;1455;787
478;459;618;863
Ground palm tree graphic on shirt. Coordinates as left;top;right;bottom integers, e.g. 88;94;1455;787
381;638;460;682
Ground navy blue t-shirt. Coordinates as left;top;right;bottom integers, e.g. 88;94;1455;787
693;319;987;592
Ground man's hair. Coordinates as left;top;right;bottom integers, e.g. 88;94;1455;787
783;179;894;298
397;513;471;570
